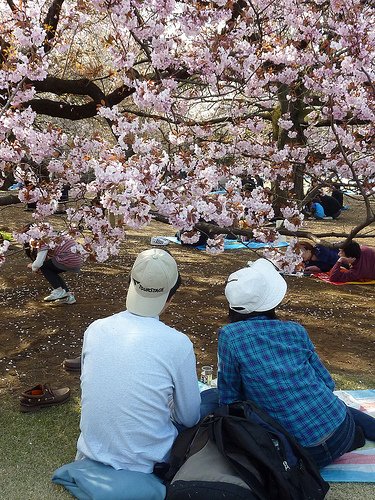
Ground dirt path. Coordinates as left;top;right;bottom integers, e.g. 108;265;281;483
0;197;374;398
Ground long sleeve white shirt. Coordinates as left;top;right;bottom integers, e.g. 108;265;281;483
77;310;201;472
31;249;48;271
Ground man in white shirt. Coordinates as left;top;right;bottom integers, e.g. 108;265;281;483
76;248;201;473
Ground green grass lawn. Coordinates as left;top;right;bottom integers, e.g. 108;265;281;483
0;390;80;500
1;377;374;499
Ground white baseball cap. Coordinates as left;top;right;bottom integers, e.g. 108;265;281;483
225;258;287;313
126;248;179;317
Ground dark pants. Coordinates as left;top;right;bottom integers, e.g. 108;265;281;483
173;389;219;434
200;388;220;419
349;407;375;440
305;406;375;468
40;259;68;291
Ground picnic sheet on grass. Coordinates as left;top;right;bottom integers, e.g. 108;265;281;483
320;390;375;482
163;235;289;251
312;272;375;286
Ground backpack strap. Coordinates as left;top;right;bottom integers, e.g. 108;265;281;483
212;416;272;500
162;425;198;482
163;416;213;482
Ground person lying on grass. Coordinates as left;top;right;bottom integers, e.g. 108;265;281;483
329;241;375;283
299;241;339;274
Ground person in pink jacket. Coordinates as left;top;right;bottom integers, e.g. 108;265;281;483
329;241;375;283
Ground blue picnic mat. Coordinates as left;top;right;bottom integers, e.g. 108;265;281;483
163;236;289;251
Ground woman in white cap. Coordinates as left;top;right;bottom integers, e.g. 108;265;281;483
218;258;375;468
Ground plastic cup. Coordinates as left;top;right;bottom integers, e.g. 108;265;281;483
201;366;213;386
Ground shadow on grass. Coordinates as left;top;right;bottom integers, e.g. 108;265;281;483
0;393;80;500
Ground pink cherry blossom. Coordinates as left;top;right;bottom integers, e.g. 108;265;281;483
0;0;373;268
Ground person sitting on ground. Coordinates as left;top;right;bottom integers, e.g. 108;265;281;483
55;184;70;214
299;241;339;273
331;184;344;209
329;241;375;283
76;248;204;477
27;235;83;304
312;194;341;219
217;258;375;468
23;180;37;212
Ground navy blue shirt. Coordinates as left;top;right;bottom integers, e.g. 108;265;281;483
307;245;339;272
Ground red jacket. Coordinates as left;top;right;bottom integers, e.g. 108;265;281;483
330;246;375;282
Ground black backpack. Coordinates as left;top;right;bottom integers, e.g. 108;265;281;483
162;401;329;500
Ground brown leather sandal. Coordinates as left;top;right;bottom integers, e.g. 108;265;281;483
19;384;70;412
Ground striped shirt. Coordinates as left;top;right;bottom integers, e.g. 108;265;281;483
41;238;83;270
218;316;347;447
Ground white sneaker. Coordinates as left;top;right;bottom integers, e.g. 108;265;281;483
54;292;76;305
43;287;68;302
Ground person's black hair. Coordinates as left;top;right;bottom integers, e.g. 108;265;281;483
299;241;315;253
24;242;37;261
22;223;37;260
340;241;361;259
228;306;277;323
167;272;182;302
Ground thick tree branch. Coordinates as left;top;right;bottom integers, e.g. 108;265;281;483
150;210;375;249
25;73;372;128
0;194;21;206
27;78;134;119
315;118;370;127
32;76;106;100
117;107;271;126
6;0;16;12
27;99;103;119
43;0;65;52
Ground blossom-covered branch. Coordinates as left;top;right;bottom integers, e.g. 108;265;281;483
0;0;373;270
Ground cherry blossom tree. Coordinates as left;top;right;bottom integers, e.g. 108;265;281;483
0;0;374;271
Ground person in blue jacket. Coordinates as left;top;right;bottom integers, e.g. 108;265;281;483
299;241;339;273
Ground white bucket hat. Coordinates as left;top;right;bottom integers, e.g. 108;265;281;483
126;248;179;317
225;258;287;313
